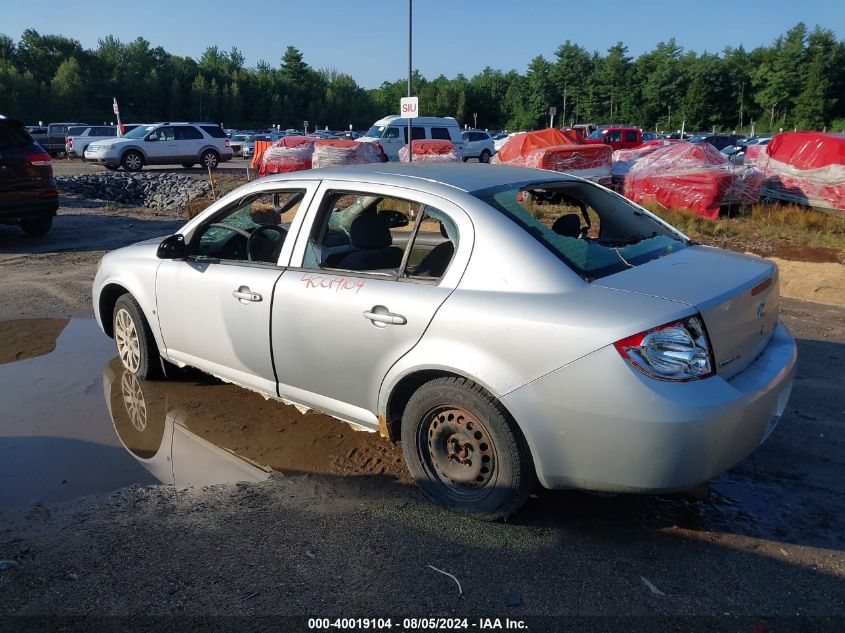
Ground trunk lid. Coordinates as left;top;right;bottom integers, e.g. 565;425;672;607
594;245;779;379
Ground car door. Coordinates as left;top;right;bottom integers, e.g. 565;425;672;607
144;126;178;164
174;125;204;163
155;181;318;394
378;126;403;159
271;181;472;429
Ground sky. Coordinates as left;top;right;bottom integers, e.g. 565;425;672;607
2;0;843;88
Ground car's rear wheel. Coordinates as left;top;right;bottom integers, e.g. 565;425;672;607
401;377;536;521
200;150;219;169
20;216;52;236
121;151;144;172
113;294;162;380
479;149;491;163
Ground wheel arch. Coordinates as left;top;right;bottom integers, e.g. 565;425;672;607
98;282;131;338
120;145;148;162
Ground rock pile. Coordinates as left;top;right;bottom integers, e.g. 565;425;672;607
56;172;211;214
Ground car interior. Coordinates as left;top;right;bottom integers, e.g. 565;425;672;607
304;191;457;279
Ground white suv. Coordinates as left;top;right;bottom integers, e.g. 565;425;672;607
84;123;233;171
460;130;495;163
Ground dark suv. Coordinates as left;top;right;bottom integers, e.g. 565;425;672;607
0;117;58;235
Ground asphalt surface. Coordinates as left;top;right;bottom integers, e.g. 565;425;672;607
0;193;843;632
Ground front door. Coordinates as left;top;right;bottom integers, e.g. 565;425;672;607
144;125;178;164
272;182;469;428
156;185;314;394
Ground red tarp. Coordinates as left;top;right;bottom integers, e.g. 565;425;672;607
258;136;316;176
312;139;383;168
492;128;612;181
612;141;761;220
398;139;460;162
757;132;845;212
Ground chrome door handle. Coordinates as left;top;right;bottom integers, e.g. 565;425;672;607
363;306;407;326
232;286;262;302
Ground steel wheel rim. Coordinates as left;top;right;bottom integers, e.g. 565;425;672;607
419;405;497;500
125;154;141;170
114;308;141;373
121;371;147;432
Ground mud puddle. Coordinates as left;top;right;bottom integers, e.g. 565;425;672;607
0;318;407;510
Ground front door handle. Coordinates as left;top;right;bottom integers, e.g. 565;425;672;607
232;286;262;303
363;305;407;327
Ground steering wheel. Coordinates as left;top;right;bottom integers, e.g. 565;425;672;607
246;224;287;262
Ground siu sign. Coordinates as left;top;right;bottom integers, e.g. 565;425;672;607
400;96;419;118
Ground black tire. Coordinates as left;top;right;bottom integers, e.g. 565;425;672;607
112;294;162;380
479;149;492;163
401;376;536;521
462;156;469;162
121;150;144;172
181;163;195;169
20;216;52;236
104;165;118;171
200;150;219;169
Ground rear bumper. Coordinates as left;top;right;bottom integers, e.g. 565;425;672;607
503;322;797;493
0;192;59;223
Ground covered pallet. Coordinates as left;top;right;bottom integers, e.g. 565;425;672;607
492;128;611;183
757;132;845;213
258;136;316;176
312;139;383;168
398;139;460;162
613;141;761;220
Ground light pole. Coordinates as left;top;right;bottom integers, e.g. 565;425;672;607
407;0;413;163
473;112;477;129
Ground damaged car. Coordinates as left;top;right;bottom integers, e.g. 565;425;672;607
92;163;796;520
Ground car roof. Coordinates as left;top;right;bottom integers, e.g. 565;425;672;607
262;162;575;194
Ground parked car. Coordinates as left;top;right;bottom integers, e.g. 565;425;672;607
583;126;642;151
229;133;250;156
84;122;233;171
65;125;123;157
40;122;88;155
460;130;495;163
241;134;272;159
689;134;739;151
0;116;58;235
359;116;465;160
93;163;796;520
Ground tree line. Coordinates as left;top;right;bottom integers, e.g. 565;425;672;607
0;24;843;134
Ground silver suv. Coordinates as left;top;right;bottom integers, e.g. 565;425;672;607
84;122;233;171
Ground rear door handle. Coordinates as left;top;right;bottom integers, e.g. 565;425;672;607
363;305;407;327
232;286;262;302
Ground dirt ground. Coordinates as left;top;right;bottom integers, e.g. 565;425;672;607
1;182;845;631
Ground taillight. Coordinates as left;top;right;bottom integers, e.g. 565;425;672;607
224;139;231;147
27;151;52;167
613;315;714;381
66;136;73;148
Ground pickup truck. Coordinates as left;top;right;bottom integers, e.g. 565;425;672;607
583;126;642;151
37;122;88;156
66;125;143;157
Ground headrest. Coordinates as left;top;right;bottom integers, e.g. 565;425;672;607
552;214;581;238
350;209;392;250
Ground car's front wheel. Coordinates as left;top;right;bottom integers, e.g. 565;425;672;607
121;151;144;172
200;150;219;169
113;294;162;379
401;377;536;521
479;149;492;163
20;216;52;236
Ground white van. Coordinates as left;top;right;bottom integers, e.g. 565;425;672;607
359;115;464;160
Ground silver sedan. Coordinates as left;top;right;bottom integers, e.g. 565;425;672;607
93;163;796;520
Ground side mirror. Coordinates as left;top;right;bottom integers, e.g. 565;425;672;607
380;209;409;228
157;234;186;259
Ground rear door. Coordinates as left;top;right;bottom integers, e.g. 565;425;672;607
272;181;472;427
175;125;205;163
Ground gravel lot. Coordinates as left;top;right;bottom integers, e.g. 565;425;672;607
0;176;844;631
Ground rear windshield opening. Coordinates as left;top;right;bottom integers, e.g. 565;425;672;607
472;180;689;281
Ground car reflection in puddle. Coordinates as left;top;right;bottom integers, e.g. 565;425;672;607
103;358;409;488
